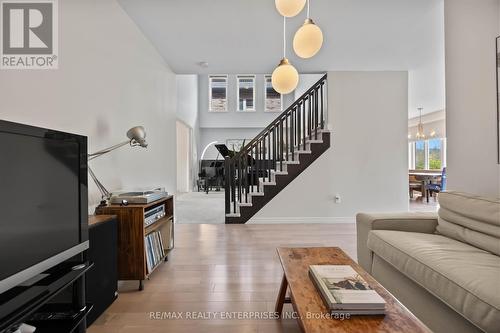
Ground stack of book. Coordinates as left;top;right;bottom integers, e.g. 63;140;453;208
309;265;386;315
145;231;165;273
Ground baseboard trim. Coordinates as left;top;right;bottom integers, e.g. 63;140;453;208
248;216;356;224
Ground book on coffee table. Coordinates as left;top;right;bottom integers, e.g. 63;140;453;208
309;265;386;315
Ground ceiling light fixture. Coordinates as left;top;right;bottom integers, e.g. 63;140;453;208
293;0;323;59
272;17;299;94
416;107;426;140
275;0;306;17
197;61;209;68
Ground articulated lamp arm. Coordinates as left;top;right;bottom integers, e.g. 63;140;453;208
88;140;130;161
87;126;148;201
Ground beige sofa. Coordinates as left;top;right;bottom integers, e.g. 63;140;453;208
356;191;500;333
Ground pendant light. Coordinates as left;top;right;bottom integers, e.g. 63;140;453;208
272;17;299;94
275;0;306;18
293;0;323;58
416;107;426;140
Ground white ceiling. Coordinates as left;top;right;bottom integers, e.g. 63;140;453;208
118;0;445;117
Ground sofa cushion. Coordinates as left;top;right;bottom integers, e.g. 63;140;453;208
436;191;500;255
438;191;500;226
367;230;500;332
437;216;500;256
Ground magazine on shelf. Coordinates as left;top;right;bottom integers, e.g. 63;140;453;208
309;265;385;314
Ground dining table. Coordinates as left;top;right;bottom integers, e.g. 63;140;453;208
409;171;441;201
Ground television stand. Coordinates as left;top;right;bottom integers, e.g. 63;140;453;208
0;260;93;333
96;196;174;291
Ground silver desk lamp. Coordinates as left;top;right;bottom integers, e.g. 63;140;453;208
88;126;148;205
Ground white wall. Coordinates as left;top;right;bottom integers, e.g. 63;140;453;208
176;75;199;129
176;75;200;190
407;0;446;118
198;74;296;129
294;74;325;100
176;121;191;193
444;0;500;197
0;0;177;210
251;71;409;223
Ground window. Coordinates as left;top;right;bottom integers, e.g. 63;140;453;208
209;75;227;112
237;75;255;111
428;139;443;170
415;141;426;170
409;138;446;170
265;75;282;112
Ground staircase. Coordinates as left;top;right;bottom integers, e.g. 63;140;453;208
224;74;330;224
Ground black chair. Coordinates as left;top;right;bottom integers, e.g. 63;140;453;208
197;170;207;192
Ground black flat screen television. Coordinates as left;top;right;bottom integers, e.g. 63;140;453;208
0;120;88;294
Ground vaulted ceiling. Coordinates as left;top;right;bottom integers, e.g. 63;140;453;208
118;0;445;117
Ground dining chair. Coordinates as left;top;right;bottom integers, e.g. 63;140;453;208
425;167;447;202
409;175;423;199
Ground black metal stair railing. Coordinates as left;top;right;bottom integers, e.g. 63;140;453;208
224;74;327;217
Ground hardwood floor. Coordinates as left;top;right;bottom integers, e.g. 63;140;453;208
88;223;357;333
409;197;439;212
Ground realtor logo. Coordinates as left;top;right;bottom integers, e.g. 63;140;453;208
1;0;58;69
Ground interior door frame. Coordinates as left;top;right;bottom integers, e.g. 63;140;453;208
176;119;193;193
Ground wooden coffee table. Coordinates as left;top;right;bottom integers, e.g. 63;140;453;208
275;247;430;333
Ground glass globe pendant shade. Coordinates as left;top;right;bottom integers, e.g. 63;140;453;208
416;123;425;139
275;0;306;17
415;107;426;139
293;18;323;58
272;58;299;95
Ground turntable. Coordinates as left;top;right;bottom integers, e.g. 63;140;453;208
109;189;168;204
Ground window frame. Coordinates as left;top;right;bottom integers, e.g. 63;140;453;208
264;75;283;113
409;138;446;171
427;138;445;170
236;75;256;112
208;75;228;112
408;142;415;170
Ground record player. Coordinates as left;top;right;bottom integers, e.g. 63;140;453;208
109;188;168;204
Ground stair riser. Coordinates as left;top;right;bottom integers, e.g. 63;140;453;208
295;131;326;147
270;172;287;183
294;142;318;152
281;150;312;161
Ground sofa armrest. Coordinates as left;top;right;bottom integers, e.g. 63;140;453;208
356;212;438;273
